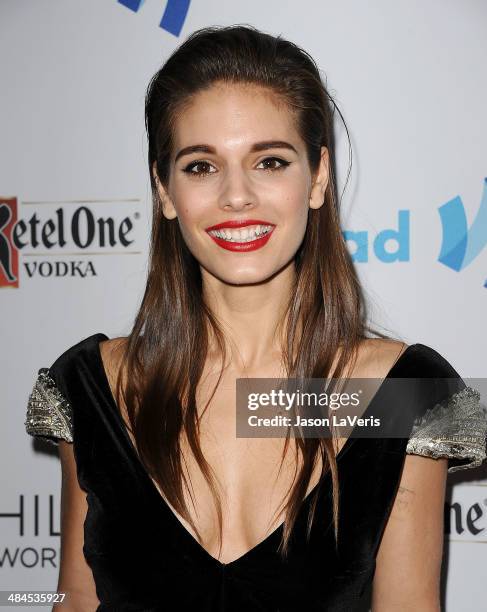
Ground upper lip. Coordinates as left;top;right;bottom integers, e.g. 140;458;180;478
205;219;276;231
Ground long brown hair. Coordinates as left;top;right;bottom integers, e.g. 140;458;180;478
115;24;395;559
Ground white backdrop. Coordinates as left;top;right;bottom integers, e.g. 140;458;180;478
1;1;486;610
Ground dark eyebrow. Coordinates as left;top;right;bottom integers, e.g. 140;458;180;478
174;140;298;163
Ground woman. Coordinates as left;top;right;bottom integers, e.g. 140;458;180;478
25;25;487;611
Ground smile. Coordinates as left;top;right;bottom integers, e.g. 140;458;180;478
206;224;275;252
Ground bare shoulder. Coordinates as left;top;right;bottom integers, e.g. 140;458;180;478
99;336;127;367
355;337;409;378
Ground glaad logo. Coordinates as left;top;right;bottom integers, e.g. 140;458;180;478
343;177;486;287
343;210;410;263
438;177;487;288
118;0;191;37
0;197;142;288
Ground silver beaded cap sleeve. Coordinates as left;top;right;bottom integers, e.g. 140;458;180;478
406;386;487;473
25;368;73;445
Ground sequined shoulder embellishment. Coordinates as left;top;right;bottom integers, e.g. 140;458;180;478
25;368;73;445
406;386;487;473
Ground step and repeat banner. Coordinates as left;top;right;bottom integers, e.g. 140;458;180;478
2;1;486;610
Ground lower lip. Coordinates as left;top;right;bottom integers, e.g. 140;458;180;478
206;228;275;252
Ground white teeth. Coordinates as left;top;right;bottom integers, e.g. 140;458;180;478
209;224;273;243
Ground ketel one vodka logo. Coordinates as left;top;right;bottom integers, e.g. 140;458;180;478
0;197;142;288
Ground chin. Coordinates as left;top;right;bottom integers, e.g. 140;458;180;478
208;267;275;286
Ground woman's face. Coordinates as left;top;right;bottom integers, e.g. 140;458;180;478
153;82;329;286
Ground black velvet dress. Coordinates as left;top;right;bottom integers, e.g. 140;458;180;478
25;333;487;611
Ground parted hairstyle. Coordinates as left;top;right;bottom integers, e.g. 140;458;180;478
114;24;394;559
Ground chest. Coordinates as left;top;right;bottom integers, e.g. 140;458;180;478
156;365;340;563
110;358;346;564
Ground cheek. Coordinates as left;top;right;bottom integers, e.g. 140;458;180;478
277;179;310;224
170;183;208;229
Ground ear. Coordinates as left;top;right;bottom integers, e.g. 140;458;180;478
309;146;329;210
152;161;178;220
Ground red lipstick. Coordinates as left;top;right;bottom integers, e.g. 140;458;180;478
205;219;276;252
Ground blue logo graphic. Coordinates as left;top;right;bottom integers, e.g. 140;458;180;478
438;177;487;286
343;210;410;263
118;0;191;37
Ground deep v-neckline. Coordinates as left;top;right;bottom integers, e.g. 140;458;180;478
90;332;417;568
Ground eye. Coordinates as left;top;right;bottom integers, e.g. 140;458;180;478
257;157;291;171
182;160;217;177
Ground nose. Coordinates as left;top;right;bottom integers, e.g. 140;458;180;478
218;165;257;211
